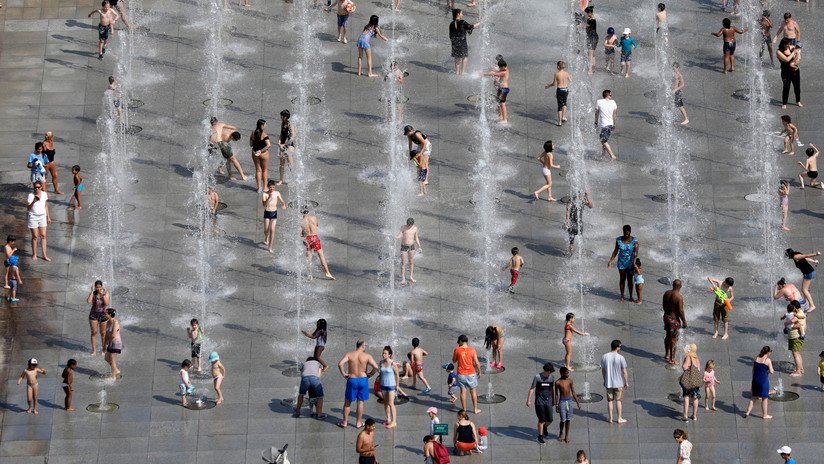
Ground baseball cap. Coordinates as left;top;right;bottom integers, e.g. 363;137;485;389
29;358;38;365
426;407;438;415
623;28;631;35
607;27;615;34
777;446;792;454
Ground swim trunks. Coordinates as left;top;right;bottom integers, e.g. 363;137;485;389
620;51;632;62
345;376;369;401
412;361;424;373
712;300;729;323
98;24;110;41
634;274;644;285
674;90;684;108
418;168;428;182
808;170;818;179
723;41;736;54
559;397;574;421
400;243;417;252
209;141;234;160
510;269;519;286
191;342;202;359
556;87;569;110
264;210;278;219
542;166;552;177
337;13;349;28
599;125;614;144
304;234;322;252
497;87;510;103
664;314;681;337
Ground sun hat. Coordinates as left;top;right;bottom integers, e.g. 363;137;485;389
427;407;438;415
208;352;219;363
623;27;631;35
777;446;792;454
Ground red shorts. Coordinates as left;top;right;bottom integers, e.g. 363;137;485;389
455;441;475;453
304;235;322;252
412;362;423;373
510;269;520;286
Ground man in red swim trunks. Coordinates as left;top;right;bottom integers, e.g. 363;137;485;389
300;207;335;280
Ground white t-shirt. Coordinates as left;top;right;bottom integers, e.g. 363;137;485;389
27;191;48;216
679;440;692;464
596;98;618;127
600;351;627;389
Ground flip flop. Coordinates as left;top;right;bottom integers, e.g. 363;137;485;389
336;422;348;428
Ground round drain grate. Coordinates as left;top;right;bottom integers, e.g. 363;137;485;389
124;125;143;135
290;96;322;106
87;403;119;413
477;394;506;404
578;393;603;404
127;99;144;109
745;193;771;203
202;98;233;107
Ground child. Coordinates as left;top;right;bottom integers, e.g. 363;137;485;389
62;358;77;411
781;115;799;155
445;363;458;403
619;28;637;78
711;18;748;73
480;59;510;124
782;301;806;339
179;359;194;406
207;186;219;216
576;450;589;464
708;276;734;339
604;27;618;74
301;318;329;369
502;247;525;293
187;318;204;372
760;10;774;66
410;337;432;393
798;144;822;190
563;313;589;370
409;149;428;197
71;165;83;209
703;360;720;410
209;352;226;405
633;258;644;304
4;234;17;288
262;180;287;253
655;3;667;33
818;351;824;391
779;180;790;231
553;367;580;443
673;429;692;464
17;358;46;414
107;76;122;119
427;407;441;442
326;0;356;44
6;255;21;302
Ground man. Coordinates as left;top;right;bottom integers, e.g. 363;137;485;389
300;208;335;280
600;339;629;424
356;418;379;464
525;362;556;444
337;340;378;429
777;445;796;464
209;117;247;180
87;1;120;60
545;61;571;127
594;89;618;160
26;182;51;261
672;63;689;125
773;12;800;46
396;218;421;286
452;334;482;414
663;279;686;365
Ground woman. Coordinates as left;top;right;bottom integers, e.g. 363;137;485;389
250;119;271;193
42;132;64;194
680;343;701;421
532;141;560;202
301;318;328;368
673;429;692;464
26;181;51;261
453;409;478;456
356;15;387;77
277;110;295;185
777;39;801;109
379;346;400;428
103;307;122;379
584;7;597;74
87;280;109;356
744;345;774;419
785;248;820;311
449;9;480;75
607;224;639;302
484;325;504;369
773;277;809;311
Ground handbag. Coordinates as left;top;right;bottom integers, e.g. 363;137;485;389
678;356;702;390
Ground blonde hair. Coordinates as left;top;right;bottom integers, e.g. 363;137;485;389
704;360;715;372
684;343;698;358
44;131;54;142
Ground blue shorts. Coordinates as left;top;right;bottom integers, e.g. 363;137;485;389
456;373;478;389
620;51;632;63
380;385;396;392
337;14;349;28
559;398;574;421
345;377;369;401
804;271;816;280
300;375;324;398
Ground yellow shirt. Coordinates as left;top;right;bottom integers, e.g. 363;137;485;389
819;359;824;376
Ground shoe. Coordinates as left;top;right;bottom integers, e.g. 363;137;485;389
507;286;514;293
98;53;103;60
800;336;806;340
102;46;106;55
537;435;546;444
421;387;432;394
10;297;19;302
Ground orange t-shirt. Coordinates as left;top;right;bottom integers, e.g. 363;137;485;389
453;346;477;375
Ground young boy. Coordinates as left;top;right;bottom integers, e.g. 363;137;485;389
188;318;204;372
760;10;774;66
262;180;287;253
445;363;457;403
71;165;83;209
87;1;120;60
708;276;734;340
553;367;580;443
209;352;226;405
481;59;510;124
62;359;77;411
798;144;822;190
619;28;637;78
545;61;570;126
502;247;525;293
17;358;46;414
179;359;194;406
711;18;748;73
4;235;17;289
410;338;432;393
781;115;799;155
6;255;21;302
604;27;618;74
818;351;824;391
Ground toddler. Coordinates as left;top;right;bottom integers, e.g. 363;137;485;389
633;258;644;304
5;255;22;302
444;363;457;403
703;360;720;410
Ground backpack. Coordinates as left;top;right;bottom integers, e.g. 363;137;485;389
432;441;450;464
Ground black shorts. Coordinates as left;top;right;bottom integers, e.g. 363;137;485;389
108;0;119;6
89;313;108;322
264;210;278;219
358;457;376;464
556;88;569;110
587;36;599;50
568;225;580;243
98;24;110;41
107;347;121;354
808;171;819;180
400;243;417;252
535;399;553;423
599;125;614;143
723;41;736;54
191;342;202;358
674;90;684;108
418;168;428;182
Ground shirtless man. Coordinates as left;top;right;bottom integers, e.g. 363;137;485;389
88;1;119;60
404;126;431;196
396;218;421;285
662;279;686;365
773;12;800;47
356;418;379;464
481;59;510;124
711;18;748;73
262;180;287;253
672;63;688;125
17;359;46;415
209;117;246;180
545;61;571;126
300;208;335;280
337;340;379;429
760;10;775;66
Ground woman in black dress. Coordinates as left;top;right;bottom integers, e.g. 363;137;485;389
449;9;480;75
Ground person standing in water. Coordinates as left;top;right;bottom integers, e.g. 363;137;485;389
396;218;421;286
87;1;119;60
481;59;510;124
672;63;689;125
604;27;618;74
328;0;355;43
773;278;809;312
583;7;598;74
249;119;271;193
760;10;774;66
209;117;247;181
41;132;64;194
502;246;524;293
87;280;109;356
785;248;819;311
300;208;335;280
404;125;432;196
302;319;329;368
449;9;480;75
711;18;748;74
607;224;639;302
356;15;388;77
663;279;686;365
533;141;560;202
566;191;594;256
338;340;379;429
262;180;287;253
545;61;570;127
277;110;295;185
103;307;122;379
17;359;46;415
655;3;667;33
526;362;556;444
209;352;226;405
594;90;618;160
707;276;734;340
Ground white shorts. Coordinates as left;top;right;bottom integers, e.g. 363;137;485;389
422;142;432;157
542;166;552;177
27;213;47;229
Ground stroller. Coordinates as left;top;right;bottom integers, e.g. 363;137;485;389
262;444;289;464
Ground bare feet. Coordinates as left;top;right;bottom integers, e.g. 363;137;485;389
368;73;378;78
409;277;416;283
721;333;728;340
547;197;556;202
617;418;627;424
42;256;51;262
55;190;65;195
713;332;718;338
763;415;773;419
66;408;75;412
680;119;689;125
325;273;336;281
355;422;364;428
25;409;32;414
216;399;223;405
533;192;539;201
783;226;791;231
710;406;717;411
33;410;38;415
474;409;481;414
343;37;347;44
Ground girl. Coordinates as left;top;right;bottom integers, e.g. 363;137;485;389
633;258;644;304
744;346;774;419
301;319;328;368
673;429;692;464
356;15;387;77
42;132;64;194
379;346;400;428
533;141;560;202
563;313;589;371
87;280;110;356
71;165;83;209
575;450;589;464
188;318;204;372
785;248;820;311
604;27;618;74
779;180;790;231
249;119;271;193
484;325;504;369
277;109;295;185
703;360;720;410
103;307;122;379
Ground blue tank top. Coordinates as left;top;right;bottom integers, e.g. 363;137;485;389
380;363;396;387
616;236;637;270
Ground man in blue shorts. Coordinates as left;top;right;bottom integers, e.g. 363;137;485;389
338;340;379;428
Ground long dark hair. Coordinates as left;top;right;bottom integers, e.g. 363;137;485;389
758;345;772;357
253;119;266;142
365;14;379;30
484;326;498;350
